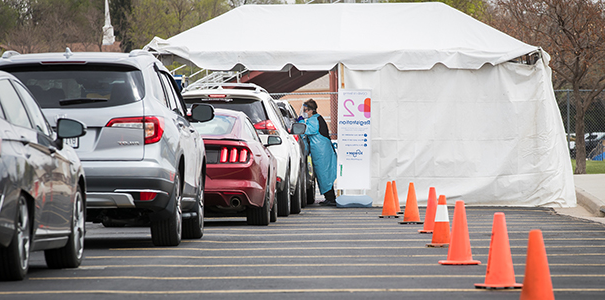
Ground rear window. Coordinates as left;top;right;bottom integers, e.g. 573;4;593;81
185;97;267;124
6;64;145;109
192;114;236;136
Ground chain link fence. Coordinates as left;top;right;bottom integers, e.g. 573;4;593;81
556;90;605;160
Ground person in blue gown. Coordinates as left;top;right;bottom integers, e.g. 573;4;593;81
298;99;337;206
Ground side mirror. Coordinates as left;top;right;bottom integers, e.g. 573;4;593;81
190;103;214;122
265;136;282;147
55;118;86;150
291;123;306;135
56;118;86;139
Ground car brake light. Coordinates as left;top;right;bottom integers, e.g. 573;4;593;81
219;147;250;164
220;147;229;163
254;120;278;135
239;149;248;163
106;116;164;144
140;192;157;201
229;148;238;163
208;94;226;98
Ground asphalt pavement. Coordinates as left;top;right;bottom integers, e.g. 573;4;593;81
1;199;604;299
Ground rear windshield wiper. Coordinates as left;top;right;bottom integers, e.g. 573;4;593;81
59;98;109;106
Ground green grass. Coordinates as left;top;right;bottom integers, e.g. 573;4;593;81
571;159;605;174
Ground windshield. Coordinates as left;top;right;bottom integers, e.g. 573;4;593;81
9;65;145;109
185;97;267;124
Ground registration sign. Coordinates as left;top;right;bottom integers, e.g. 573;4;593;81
337;89;371;189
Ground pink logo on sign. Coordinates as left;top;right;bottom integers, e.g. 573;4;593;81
358;98;371;118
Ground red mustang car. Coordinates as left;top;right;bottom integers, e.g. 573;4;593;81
191;108;280;225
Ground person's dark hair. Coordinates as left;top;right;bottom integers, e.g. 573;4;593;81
304;99;318;113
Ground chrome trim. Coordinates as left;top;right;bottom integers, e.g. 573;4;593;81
86;192;136;208
114;189;169;196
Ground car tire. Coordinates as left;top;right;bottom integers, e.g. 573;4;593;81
290;176;302;214
270;194;278;223
277;173;291;217
0;194;31;281
247;179;271;226
151;173;182;246
45;186;85;269
183;176;204;239
307;179;317;205
300;164;307;209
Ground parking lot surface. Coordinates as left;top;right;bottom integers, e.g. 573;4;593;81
1;205;604;299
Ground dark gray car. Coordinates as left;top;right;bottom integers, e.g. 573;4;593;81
0;49;214;246
0;71;87;280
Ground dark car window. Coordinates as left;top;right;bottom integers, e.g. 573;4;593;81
243;118;261;143
13;80;52;136
0;79;32;129
158;72;184;116
7;64;145;109
188;98;268;124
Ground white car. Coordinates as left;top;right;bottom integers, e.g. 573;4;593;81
182;83;305;216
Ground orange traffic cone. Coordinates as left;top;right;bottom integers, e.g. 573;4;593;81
379;181;399;218
419;187;437;233
475;212;522;289
519;229;554;300
439;200;480;265
426;195;450;247
392;181;402;214
399;182;423;224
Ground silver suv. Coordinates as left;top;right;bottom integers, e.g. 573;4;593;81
0;49;214;246
182;83;305;216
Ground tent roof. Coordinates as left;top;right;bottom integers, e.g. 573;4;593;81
145;3;539;72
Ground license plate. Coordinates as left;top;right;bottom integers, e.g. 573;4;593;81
64;137;79;149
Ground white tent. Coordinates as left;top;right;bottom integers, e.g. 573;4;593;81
146;3;576;207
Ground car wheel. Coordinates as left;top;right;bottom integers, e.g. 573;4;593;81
277;173;291;217
0;194;31;281
151;173;182;246
183;175;204;239
45;186;85;269
307;178;317;205
247;179;271;226
290;176;302;214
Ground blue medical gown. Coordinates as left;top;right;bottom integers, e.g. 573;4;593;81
301;114;337;195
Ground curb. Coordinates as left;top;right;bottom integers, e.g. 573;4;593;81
575;187;605;217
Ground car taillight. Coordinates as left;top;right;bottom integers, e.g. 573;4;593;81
105;116;165;144
254;120;278;135
293;135;299;142
140;192;157;201
219;147;250;164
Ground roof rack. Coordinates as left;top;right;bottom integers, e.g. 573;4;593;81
183;82;267;94
1;51;21;59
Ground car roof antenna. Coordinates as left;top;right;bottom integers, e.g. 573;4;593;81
64;47;73;59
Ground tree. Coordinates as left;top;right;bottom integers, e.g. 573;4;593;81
383;0;490;22
492;0;605;174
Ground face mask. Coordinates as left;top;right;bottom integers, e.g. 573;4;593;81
302;112;308;119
